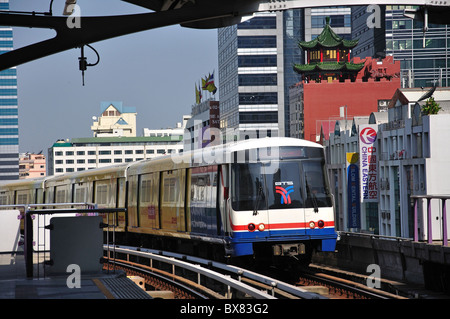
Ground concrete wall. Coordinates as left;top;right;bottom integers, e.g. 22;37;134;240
312;232;450;289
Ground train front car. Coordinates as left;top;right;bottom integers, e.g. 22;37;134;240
226;138;337;265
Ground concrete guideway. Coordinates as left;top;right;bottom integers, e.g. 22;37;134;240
313;231;450;297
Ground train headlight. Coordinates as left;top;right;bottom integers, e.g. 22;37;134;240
258;223;265;231
248;223;256;232
309;221;315;229
318;220;325;228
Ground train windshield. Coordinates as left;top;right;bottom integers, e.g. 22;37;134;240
231;149;332;211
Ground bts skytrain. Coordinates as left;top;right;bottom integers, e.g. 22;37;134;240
0;137;337;264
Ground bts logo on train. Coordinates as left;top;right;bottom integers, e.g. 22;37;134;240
275;181;294;205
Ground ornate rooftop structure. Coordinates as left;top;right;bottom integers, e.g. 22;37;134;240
294;17;364;83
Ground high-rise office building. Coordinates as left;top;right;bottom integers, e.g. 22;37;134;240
0;0;19;180
218;11;303;140
304;7;353;43
352;5;449;88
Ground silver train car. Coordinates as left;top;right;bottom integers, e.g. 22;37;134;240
0;137;337;264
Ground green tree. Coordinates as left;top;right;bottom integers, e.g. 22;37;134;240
422;97;441;115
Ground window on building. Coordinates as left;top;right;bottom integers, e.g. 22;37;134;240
323;49;337;61
237;16;276;29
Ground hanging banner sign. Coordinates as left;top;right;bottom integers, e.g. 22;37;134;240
359;125;378;202
347;152;360;229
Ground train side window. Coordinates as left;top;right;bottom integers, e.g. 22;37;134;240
0;193;7;205
75;187;87;203
55;189;66;203
189;166;218;235
160;170;186;231
96;185;108;205
139;173;160;228
17;193;28;204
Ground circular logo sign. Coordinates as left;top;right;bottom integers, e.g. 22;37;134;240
360;127;377;144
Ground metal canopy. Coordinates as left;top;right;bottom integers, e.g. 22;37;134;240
0;0;449;72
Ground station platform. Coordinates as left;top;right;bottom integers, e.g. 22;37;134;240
0;252;151;299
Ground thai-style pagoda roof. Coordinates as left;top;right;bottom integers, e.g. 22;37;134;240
299;17;359;49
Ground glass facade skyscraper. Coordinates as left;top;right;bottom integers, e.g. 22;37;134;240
352;5;449;88
0;0;19;180
385;5;449;88
218;11;304;140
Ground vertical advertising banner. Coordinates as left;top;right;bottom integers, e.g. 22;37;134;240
359;125;378;202
347;153;360;229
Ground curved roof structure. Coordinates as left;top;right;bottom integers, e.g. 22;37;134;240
293;61;365;74
298;17;359;50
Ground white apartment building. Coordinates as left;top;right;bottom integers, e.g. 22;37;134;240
325;87;450;239
143;115;190;138
47;136;183;175
91;101;137;137
48;104;187;176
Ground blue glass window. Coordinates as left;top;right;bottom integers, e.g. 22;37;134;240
0;41;13;48
0;69;16;76
238;55;277;67
0;138;19;145
238;36;277;48
0;99;18;105
239;92;278;105
0;118;18;125
239;111;278;124
311;15;351;28
0;128;18;135
238;17;276;29
0;108;17;115
239;74;277;86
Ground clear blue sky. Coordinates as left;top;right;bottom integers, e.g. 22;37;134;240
10;0;218;153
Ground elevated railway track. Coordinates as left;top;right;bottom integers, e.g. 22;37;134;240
104;245;408;299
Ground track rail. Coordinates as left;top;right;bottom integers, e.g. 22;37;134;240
297;268;408;299
104;259;210;299
104;245;327;299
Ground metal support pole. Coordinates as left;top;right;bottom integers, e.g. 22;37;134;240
414;198;418;242
442;198;448;246
427;198;432;244
24;210;33;278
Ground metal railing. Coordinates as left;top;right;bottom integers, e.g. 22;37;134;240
108;245;327;299
411;195;450;246
0;203;126;278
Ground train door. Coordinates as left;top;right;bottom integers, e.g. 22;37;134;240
264;161;306;237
